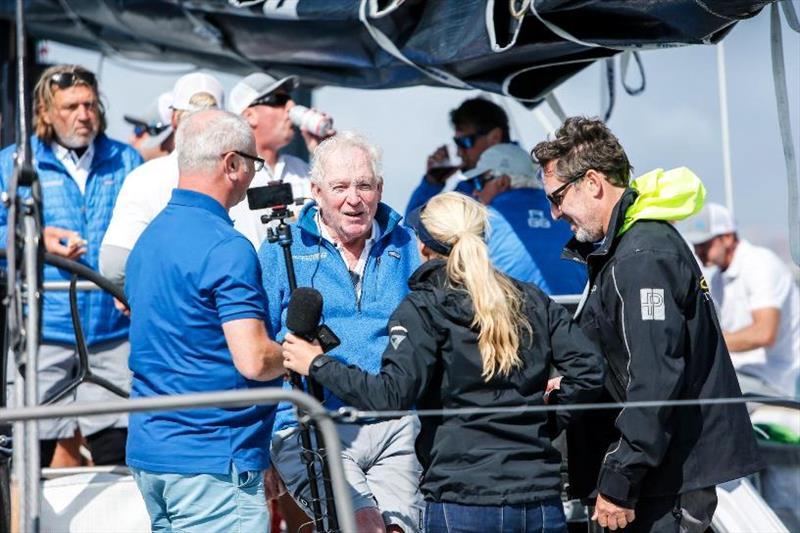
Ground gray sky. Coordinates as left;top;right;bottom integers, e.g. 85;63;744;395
45;7;799;260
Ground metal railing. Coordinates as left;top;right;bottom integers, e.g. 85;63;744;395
0;387;356;532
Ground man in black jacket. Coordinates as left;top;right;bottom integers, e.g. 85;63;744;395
532;117;762;532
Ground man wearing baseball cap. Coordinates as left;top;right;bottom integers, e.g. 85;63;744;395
460;143;587;295
679;203;799;399
101;72;227;288
227;72;335;246
124;91;174;161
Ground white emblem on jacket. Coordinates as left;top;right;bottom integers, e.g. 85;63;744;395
390;325;408;349
640;288;665;320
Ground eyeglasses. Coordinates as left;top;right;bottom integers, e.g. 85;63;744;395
546;175;582;208
226;151;266;172
49;71;97;89
249;92;291;108
453;129;491;150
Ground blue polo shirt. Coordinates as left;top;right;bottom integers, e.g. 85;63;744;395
125;188;279;475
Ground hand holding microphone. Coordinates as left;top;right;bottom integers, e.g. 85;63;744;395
283;287;340;375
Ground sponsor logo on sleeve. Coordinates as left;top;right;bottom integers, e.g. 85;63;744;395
640;288;665;320
389;325;408;349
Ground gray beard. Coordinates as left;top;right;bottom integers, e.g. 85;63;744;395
575;225;604;243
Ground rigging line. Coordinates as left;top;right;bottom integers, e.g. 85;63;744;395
56;0;121;57
326;395;800;423
770;3;800;266
620;51;646;96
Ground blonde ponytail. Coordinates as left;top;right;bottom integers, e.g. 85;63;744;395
420;193;532;381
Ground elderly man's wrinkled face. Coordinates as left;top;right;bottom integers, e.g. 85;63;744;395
312;146;382;245
45;84;100;149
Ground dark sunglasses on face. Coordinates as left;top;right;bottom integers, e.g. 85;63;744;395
49;71;97;89
133;123;169;138
469;171;495;192
249;92;291;108
453;129;491;150
546;176;582;208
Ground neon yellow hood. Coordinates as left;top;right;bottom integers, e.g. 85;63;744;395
619;167;706;235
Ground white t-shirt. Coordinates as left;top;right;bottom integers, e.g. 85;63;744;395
718;240;800;396
103;152;310;252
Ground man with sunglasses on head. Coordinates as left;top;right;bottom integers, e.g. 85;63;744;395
101;72;225;289
532;116;762;532
404;97;514;218
0;64;143;466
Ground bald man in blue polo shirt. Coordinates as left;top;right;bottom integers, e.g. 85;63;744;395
125;109;284;531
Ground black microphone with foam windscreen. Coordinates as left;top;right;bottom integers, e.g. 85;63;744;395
286;287;340;353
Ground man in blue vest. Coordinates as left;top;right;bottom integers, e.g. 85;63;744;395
0;64;142;466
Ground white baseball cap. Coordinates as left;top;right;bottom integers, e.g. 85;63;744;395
677;202;737;244
170;72;225;111
227;72;298;115
463;143;539;188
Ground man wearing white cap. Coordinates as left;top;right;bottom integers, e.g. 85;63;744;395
461;143;587;295
678;202;799;398
100;72;225;288
227;72;330;245
124;91;174;161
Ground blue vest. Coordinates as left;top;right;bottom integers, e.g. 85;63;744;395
0;135;143;343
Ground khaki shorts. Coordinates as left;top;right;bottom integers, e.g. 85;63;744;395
271;415;424;532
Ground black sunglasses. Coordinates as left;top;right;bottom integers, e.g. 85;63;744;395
453;129;491;150
546;175;583;208
226;150;266;172
249;92;291;108
132;123;169;137
469;171;495;192
49;71;97;89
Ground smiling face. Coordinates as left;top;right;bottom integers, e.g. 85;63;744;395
44;84;100;149
312;146;383;245
542;160;605;243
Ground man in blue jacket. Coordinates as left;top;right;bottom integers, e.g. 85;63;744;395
404;97;512;217
260;131;423;532
0;64;142;466
463;143;587;295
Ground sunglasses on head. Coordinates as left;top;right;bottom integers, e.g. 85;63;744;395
249;92;291;108
49;70;97;90
453;129;491;150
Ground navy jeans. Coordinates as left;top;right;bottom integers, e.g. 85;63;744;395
426;497;567;533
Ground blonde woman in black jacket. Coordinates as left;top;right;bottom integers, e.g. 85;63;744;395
283;192;604;533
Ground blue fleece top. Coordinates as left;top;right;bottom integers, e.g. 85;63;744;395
0;135;143;344
258;201;420;431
